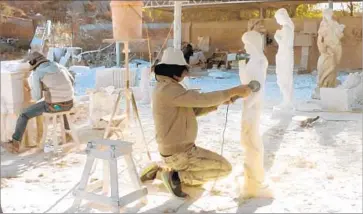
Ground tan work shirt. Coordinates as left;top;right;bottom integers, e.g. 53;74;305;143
152;75;231;156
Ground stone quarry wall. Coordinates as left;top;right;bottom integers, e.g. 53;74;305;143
0;15;35;40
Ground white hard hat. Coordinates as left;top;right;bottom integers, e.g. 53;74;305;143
158;47;188;66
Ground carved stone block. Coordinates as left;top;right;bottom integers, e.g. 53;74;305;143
320;88;354;111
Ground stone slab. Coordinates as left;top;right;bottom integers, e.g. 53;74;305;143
320;88;354;111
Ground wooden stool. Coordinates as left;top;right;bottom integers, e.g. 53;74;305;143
41;111;80;152
71;139;148;213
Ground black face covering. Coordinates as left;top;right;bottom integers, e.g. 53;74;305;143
154;64;188;80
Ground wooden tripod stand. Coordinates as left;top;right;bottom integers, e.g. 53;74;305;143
99;39;152;194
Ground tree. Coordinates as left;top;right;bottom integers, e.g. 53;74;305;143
346;1;361;16
285;4;298;17
295;4;322;18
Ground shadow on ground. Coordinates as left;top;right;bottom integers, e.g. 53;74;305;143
262;112;292;172
236;198;274;213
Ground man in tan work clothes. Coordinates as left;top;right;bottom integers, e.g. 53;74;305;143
141;47;261;197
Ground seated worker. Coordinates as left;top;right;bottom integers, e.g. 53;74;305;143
182;43;194;64
3;51;75;153
141;47;261;197
183;43;206;70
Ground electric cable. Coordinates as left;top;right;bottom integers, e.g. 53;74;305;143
210;103;230;193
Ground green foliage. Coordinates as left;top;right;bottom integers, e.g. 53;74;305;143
295;4;322;18
265;8;277;18
0;2;26;17
143;8;169;22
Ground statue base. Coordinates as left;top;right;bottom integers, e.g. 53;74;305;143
311;87;321;100
273;103;294;112
239;183;274;200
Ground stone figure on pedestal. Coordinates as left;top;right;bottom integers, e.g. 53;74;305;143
313;8;345;99
238;31;272;199
274;8;295;111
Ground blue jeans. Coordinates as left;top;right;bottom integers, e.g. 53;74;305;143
12;101;73;142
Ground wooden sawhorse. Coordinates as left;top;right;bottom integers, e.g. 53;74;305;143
71;139;147;213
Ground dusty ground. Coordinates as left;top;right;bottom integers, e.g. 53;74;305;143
1;73;362;213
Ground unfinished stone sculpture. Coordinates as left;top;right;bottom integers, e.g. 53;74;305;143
274;8;295;110
88;86;121;129
239;31;272;199
140;67;151;104
316;9;345;90
339;72;363;109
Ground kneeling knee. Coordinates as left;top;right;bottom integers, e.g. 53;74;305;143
222;160;232;174
19;113;30;120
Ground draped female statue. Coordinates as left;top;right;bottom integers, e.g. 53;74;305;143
274;8;295;110
239;31;272;199
317;8;345;89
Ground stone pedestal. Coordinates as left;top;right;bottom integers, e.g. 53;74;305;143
320;88;354;111
1;61;43;147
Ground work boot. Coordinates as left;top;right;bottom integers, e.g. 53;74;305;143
160;170;188;198
2;139;21;154
140;162;159;182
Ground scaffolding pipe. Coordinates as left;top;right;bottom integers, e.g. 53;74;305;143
173;1;182;50
329;0;333;9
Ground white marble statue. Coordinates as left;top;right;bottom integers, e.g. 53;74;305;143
238;31;272;199
316;9;345;89
274;8;295;110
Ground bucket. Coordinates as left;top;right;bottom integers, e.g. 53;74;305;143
109;1;143;40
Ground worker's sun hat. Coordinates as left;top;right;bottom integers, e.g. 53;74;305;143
158;47;188;66
22;51;49;71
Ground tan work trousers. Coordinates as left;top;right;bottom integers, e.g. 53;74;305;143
162;146;232;186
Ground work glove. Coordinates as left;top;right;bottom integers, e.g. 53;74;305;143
223;95;240;105
227;85;252;98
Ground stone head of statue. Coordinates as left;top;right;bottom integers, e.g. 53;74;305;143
323;8;333;21
274;8;290;25
242;31;264;56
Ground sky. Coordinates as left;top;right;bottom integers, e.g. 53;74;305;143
317;2;363;11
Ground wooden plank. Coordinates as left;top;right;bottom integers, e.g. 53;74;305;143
89;139;133;149
71;156;96;211
86;180;103;192
88;149;132;160
118;188;148;208
73;190;116;206
109;158;120;213
101;114;127;122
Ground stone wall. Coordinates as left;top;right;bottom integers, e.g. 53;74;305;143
1;13;361;71
188;17;362;72
0;15;34;40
